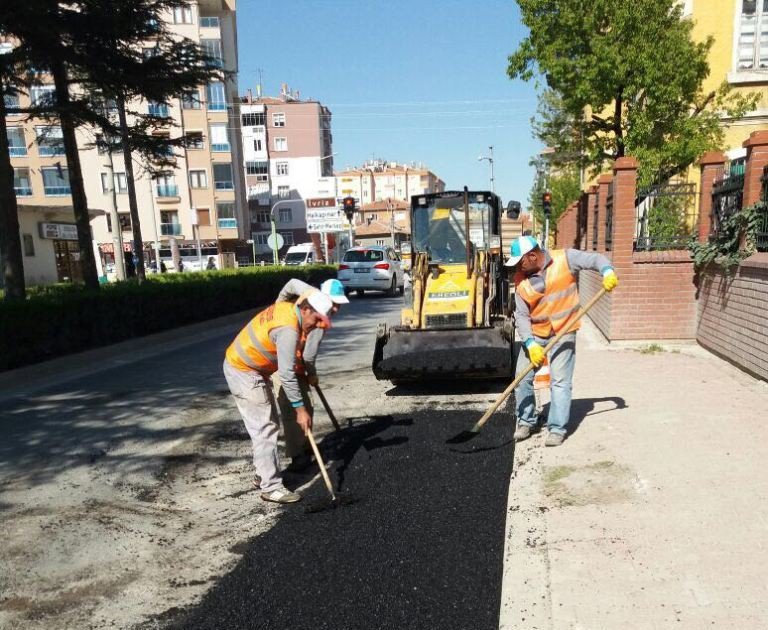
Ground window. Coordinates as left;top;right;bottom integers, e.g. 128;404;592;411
201;39;223;67
35;125;64;156
200;16;220;28
172;4;193;24
197;207;211;226
272;112;286;127
148;101;169;117
278;185;290;200
209;123;230;151
30;85;55;107
7;127;26;157
213;163;234;190
242;112;266;127
42;166;71;195
279;231;294;246
23;234;35;257
119;213;132;231
13;168;32;196
255;232;270;245
186;131;204;149
100;172;127;193
737;0;768;69
246;161;269;181
376;239;386;246
182;90;201;109
189;169;208;188
275;161;289;176
279;207;292;222
143;46;159;59
256;210;270;223
253;138;263;152
0;41;13;55
217;202;236;228
155;173;178;197
274;137;287;152
4;93;19;112
153;133;174;157
206;82;226;111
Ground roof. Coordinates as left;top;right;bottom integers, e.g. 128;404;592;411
360;199;410;212
17;204;106;218
354;220;409;237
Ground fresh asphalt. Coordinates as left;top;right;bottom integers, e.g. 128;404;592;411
152;409;514;630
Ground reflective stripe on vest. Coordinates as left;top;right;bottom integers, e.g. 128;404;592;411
515;249;581;338
225;302;299;373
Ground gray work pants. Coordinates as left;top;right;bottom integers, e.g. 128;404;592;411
273;373;313;459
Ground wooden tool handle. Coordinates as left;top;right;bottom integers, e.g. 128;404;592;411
313;384;341;432
472;288;607;432
306;428;336;501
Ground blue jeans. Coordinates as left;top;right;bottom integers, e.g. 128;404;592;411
515;332;577;435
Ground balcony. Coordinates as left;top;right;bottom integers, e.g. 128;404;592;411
156;184;179;197
200;16;220;28
214;181;234;191
38;145;65;157
149;103;169;117
9;146;27;157
44;185;71;196
218;218;237;229
211;143;230;152
160;223;182;236
14;186;32;196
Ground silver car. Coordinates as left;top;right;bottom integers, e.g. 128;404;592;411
338;246;404;296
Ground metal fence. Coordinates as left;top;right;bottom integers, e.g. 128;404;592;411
758;165;768;252
711;171;744;238
604;180;614;251
591;190;599;250
634;182;697;251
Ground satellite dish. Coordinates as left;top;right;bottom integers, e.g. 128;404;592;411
267;233;285;250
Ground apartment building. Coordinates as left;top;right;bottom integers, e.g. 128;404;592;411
335;160;445;206
240;86;335;259
4;0;246;284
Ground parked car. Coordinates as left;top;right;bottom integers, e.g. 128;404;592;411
337;246;404;296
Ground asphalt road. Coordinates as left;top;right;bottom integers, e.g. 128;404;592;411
152;410;514;630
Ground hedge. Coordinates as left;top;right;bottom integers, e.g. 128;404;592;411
0;266;337;372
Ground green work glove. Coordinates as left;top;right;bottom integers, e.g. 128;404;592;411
525;341;545;368
602;269;618;292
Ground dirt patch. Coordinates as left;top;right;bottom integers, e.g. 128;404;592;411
543;460;636;507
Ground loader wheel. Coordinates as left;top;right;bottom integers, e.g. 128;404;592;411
387;277;397;297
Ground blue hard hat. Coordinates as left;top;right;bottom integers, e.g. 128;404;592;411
505;235;540;267
321;278;349;304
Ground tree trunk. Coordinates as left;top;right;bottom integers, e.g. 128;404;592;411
50;58;100;290
117;94;146;282
0;85;26;300
614;89;625;158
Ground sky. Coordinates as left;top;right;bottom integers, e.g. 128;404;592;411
235;0;541;206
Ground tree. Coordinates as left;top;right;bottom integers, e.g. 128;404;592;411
527;158;582;242
509;0;758;186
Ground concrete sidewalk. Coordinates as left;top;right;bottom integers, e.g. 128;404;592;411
500;319;768;630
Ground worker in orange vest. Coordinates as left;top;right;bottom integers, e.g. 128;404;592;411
223;291;334;503
506;236;618;447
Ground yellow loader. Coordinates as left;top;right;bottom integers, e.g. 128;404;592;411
372;188;518;382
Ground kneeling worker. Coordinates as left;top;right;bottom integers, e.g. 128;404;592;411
506;236;618;447
275;278;349;471
223;291;335;503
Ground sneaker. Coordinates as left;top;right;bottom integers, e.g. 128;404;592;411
545;432;565;447
261;486;302;504
514;424;536;442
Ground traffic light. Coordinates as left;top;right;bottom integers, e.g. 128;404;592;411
542;191;552;218
506;200;521;220
342;196;356;222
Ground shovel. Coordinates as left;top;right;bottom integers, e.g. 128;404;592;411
447;288;607;444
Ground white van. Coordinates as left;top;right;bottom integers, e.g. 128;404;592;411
282;243;318;266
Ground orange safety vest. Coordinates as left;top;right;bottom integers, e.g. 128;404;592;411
514;249;581;339
225;302;303;374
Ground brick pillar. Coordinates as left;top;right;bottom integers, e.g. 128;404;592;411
698;151;726;242
611;157;639;269
743;130;768;206
596;174;613;251
585;185;597;250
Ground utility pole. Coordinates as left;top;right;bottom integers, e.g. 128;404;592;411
388;198;395;248
178;96;203;271
104;149;126;280
146;175;162;271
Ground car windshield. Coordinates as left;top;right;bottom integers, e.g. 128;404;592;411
412;193;492;264
344;249;384;262
285;252;307;264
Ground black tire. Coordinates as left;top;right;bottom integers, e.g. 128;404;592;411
356;289;365;297
387;276;397;297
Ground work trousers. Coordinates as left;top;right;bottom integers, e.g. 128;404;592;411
223;360;307;492
515;332;577;435
273;373;314;458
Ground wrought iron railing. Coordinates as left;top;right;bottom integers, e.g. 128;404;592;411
160;223;182;236
605;180;614;251
591;191;599;250
634;182;697;251
758;166;768;252
711;172;744;238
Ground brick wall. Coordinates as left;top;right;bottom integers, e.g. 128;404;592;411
696;256;768;381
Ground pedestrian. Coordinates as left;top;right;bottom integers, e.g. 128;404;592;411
223;291;335;503
273;278;349;471
505;236;618;447
206;256;216;270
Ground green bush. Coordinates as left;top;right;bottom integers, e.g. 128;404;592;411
0;266;336;372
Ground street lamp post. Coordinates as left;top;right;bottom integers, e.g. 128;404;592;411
478;146;495;194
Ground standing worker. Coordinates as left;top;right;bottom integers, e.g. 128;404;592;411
274;278;349;471
506;236;618;446
223;291;335;503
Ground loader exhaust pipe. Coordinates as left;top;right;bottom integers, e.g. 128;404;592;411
463;186;472;279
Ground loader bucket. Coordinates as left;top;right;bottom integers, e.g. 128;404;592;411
372;325;513;382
